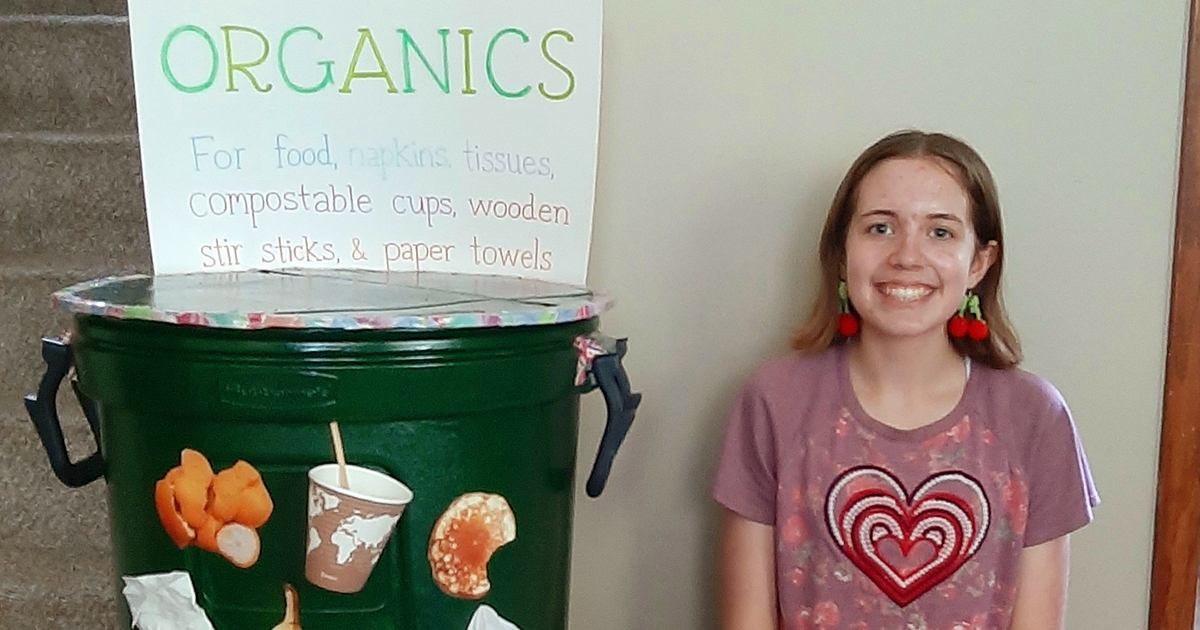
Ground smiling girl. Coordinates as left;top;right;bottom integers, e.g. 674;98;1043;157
714;131;1099;630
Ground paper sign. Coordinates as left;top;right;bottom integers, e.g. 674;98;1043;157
126;1;602;284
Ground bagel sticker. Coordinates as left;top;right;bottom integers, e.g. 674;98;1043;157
154;448;273;568
428;493;516;599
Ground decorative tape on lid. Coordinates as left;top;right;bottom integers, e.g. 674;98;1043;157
52;270;612;331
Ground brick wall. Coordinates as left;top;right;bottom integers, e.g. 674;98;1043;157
1;3;149;627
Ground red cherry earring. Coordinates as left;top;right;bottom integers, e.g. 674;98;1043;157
837;280;859;337
948;291;988;341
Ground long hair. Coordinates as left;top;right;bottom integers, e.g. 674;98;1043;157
791;130;1022;369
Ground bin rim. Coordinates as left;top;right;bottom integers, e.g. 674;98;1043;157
52;269;613;331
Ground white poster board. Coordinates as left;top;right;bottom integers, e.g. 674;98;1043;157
126;1;602;284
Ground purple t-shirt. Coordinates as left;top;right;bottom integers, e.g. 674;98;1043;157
713;344;1099;630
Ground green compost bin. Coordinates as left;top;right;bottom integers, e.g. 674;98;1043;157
24;269;640;630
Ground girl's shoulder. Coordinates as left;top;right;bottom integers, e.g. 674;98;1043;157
971;361;1070;418
741;345;842;402
969;362;1075;454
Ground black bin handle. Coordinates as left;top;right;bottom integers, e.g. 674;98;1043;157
23;337;104;487
579;336;642;498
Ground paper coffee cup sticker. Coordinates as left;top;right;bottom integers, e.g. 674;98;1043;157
305;463;413;593
126;0;603;283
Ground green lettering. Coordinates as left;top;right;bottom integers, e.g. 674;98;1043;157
538;30;575;101
400;29;451;94
486;28;530;99
160;25;218;94
339;28;399;93
278;26;334;93
459;29;476;95
222;26;272;92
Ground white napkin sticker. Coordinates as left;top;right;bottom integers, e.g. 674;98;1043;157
121;571;216;630
467;604;523;630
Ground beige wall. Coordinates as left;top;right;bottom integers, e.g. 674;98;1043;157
570;2;1189;628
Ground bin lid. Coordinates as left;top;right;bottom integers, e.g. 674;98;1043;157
53;270;612;330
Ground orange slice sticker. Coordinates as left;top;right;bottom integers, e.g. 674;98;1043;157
153;449;274;568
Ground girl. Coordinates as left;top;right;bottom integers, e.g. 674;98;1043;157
714;131;1099;630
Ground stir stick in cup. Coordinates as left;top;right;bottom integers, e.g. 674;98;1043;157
329;421;350;489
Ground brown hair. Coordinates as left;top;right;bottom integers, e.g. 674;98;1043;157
791;130;1022;369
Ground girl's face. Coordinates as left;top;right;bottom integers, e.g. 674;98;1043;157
843;157;996;341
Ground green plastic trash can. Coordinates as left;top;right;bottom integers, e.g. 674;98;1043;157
24;269;640;630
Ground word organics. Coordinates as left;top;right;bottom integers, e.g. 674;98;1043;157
159;25;578;101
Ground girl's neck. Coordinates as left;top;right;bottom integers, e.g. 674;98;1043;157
846;328;969;431
848;328;965;393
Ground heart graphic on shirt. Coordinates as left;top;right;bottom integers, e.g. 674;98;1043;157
825;466;990;607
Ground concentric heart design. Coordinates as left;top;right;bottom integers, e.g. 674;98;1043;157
825;466;989;607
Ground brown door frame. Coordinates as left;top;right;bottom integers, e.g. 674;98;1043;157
1151;0;1200;627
